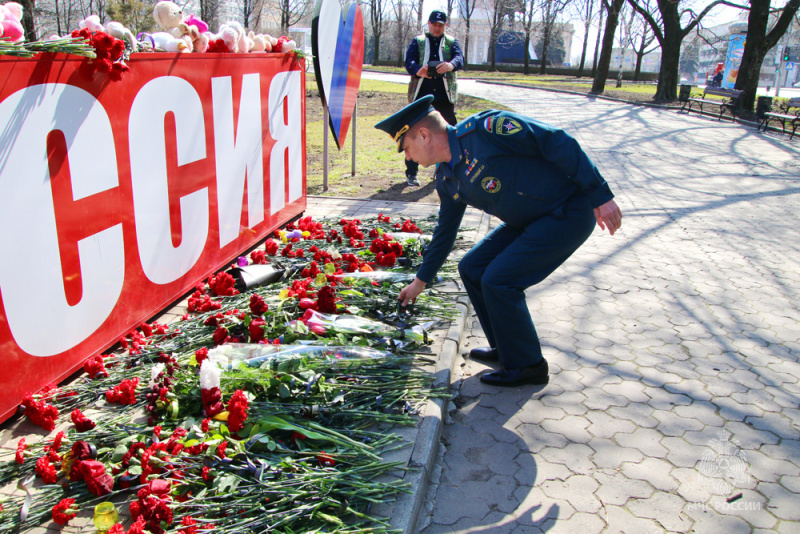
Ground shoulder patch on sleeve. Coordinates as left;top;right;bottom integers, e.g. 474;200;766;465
455;120;476;137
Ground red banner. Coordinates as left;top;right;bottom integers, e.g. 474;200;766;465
0;52;306;422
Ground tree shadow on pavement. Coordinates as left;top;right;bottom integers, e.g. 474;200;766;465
419;346;559;533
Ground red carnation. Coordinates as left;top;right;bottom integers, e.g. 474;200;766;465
264;239;279;255
249;294;268;316
52;498;78;525
206;38;230;53
208;272;238;296
316;285;337;314
195;347;209;366
71;409;96;431
226;390;248;432
83;354;108;379
15;438;26;464
35;456;58;484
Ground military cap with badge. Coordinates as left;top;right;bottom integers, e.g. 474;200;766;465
374;95;435;153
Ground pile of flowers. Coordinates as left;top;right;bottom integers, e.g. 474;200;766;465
0;214;463;534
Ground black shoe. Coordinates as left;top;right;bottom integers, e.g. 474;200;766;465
406;175;420;186
469;347;498;362
479;360;549;387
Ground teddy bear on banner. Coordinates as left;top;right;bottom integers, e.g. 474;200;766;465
0;1;24;43
151;0;210;53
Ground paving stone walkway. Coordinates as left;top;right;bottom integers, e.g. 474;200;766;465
404;79;800;533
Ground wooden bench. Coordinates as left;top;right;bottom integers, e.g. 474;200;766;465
758;97;800;140
680;87;743;121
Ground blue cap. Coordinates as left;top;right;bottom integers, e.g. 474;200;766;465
374;95;435;152
429;10;447;23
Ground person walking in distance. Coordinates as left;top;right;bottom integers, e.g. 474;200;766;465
403;10;464;187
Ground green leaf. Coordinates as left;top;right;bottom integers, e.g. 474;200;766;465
111;444;129;463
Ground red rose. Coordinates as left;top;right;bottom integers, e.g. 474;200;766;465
80;460;114;496
213;326;229;345
248;318;266;343
201;388;224;417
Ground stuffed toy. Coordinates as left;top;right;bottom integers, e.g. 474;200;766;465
184;13;208;52
275;35;297;53
79;14;105;32
206;22;241;53
247;31;270;53
152;0;193;51
106;21;138;52
0;2;24;43
148;31;190;53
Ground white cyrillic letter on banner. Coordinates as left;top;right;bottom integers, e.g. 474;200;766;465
130;77;209;284
212;74;265;247
268;71;303;214
0;84;124;356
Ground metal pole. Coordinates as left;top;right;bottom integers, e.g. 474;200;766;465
323;105;329;192
351;100;357;176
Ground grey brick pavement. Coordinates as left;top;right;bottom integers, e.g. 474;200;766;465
408;80;800;533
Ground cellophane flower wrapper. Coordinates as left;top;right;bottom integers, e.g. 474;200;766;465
301;309;436;341
208;343;400;372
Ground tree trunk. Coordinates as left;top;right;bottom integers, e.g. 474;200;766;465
578;18;590;75
634;49;643;81
539;26;551;74
373;31;381;64
736;0;799;111
464;19;471;68
591;4;605;77
490;28;497;71
652;2;684;103
524;32;531;74
591;0;624;93
20;0;36;41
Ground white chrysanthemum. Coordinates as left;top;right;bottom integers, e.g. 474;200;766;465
199;359;222;390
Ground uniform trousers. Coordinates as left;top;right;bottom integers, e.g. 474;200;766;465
457;196;596;369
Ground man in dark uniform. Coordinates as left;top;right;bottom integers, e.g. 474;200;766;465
403;10;464;186
375;95;623;387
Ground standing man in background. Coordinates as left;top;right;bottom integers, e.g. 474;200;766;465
403;10;464;187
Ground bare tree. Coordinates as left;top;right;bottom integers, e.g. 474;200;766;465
736;0;799;110
242;0;258;28
368;0;387;65
458;0;479;67
106;0;156;35
537;0;571;73
198;0;221;30
629;10;658;80
628;0;726;102
485;0;514;70
391;0;417;66
574;0;595;75
591;2;604;75
591;0;625;92
515;0;538;74
274;0;311;34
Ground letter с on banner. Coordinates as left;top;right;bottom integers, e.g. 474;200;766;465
0;53;307;422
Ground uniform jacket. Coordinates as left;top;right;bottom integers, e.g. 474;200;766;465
415;110;615;284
